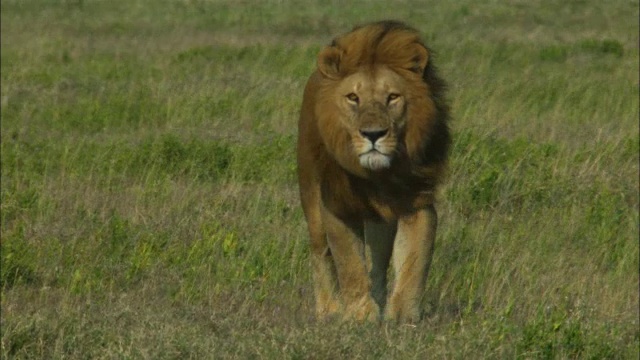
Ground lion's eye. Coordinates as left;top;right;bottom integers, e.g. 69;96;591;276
387;93;401;103
346;93;359;104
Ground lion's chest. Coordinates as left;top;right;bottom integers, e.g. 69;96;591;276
321;170;434;222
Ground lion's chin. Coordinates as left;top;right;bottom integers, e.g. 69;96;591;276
359;152;392;171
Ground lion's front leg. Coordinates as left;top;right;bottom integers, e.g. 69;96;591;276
302;187;340;321
322;207;380;322
385;205;437;323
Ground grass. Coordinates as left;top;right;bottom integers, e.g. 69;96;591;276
1;0;638;358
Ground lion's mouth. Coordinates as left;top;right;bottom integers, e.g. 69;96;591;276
359;150;392;170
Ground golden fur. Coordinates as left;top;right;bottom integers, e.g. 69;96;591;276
297;21;450;323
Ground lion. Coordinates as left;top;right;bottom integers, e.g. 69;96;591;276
297;20;450;323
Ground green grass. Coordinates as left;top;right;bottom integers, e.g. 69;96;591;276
1;0;638;358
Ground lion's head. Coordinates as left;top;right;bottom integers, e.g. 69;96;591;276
312;21;449;177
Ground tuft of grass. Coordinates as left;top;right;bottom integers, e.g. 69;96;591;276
539;45;569;62
1;225;39;289
578;38;625;57
540;38;626;62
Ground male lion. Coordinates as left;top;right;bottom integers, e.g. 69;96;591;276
297;20;450;323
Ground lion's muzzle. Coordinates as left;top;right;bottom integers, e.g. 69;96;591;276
356;127;394;170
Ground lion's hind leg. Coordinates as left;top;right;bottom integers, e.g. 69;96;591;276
364;220;396;311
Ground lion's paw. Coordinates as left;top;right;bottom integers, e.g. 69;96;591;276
316;299;341;321
343;295;381;322
384;300;421;324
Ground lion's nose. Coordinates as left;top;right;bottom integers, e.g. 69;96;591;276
359;129;389;143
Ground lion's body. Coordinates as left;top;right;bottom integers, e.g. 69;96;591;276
297;21;450;323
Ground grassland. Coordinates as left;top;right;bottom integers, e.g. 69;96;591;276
1;0;638;358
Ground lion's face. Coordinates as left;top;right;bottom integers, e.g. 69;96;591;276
332;66;407;171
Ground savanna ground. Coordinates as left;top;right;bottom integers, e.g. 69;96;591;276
1;0;638;358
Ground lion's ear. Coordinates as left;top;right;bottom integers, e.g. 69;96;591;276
410;44;429;74
317;46;343;79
